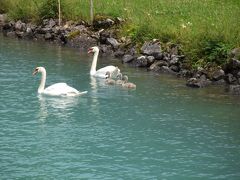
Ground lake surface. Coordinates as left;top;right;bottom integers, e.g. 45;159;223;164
0;34;240;179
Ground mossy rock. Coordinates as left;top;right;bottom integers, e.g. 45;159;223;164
94;14;111;21
67;30;80;40
93;14;115;30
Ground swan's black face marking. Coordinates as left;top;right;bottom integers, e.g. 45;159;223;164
32;68;39;76
105;71;111;78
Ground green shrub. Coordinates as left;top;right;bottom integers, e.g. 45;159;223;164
38;0;58;20
198;38;230;65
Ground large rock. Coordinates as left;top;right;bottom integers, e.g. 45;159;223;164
93;18;115;29
74;25;87;32
99;31;110;44
147;56;155;64
44;32;53;40
24;27;34;39
149;60;168;71
52;26;63;35
141;41;162;58
106;37;119;49
34;33;45;41
224;58;240;76
114;49;125;58
99;44;114;55
159;66;175;74
178;69;193;78
67;34;97;49
15;20;26;31
186;75;211;88
170;65;180;72
2;21;13;31
0;14;7;26
15;31;24;38
212;79;226;85
125;46;137;56
136;56;148;67
46;18;56;28
122;54;135;63
226;73;237;84
237;71;240;78
212;69;225;81
35;27;47;34
229;85;240;95
6;31;16;38
230;48;240;59
232;58;240;68
169;55;179;65
59;34;67;44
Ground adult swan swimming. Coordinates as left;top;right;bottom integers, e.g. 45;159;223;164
88;46;120;78
33;67;87;96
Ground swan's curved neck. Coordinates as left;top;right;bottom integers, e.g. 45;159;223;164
90;50;99;75
38;69;46;93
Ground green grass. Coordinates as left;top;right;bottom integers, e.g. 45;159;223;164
1;0;240;66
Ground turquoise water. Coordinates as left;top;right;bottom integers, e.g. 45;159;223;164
0;35;240;179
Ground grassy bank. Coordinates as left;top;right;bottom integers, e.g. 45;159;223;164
1;0;240;67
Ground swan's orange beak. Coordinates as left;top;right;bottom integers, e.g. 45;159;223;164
32;69;38;76
87;48;93;54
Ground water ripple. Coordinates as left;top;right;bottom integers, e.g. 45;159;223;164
1;35;240;179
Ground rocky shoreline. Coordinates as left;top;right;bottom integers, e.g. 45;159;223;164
1;14;240;95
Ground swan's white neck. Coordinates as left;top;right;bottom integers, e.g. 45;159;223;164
90;49;99;75
38;69;46;93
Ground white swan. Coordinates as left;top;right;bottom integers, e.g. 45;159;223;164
122;75;136;89
33;67;87;96
88;46;120;78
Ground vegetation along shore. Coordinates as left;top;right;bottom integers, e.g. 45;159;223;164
1;0;240;94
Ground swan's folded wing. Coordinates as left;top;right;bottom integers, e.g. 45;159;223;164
96;65;117;78
44;83;79;96
94;72;108;78
110;67;121;79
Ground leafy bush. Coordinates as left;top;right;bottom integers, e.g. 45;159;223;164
38;0;58;19
198;39;230;65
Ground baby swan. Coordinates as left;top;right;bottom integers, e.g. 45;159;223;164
115;73;124;85
105;71;116;85
122;75;136;89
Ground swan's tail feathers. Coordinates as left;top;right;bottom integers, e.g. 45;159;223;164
78;91;88;96
65;91;88;97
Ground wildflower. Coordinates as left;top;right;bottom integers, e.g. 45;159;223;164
181;23;187;28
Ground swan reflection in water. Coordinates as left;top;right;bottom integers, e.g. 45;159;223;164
89;77;102;115
37;94;83;122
